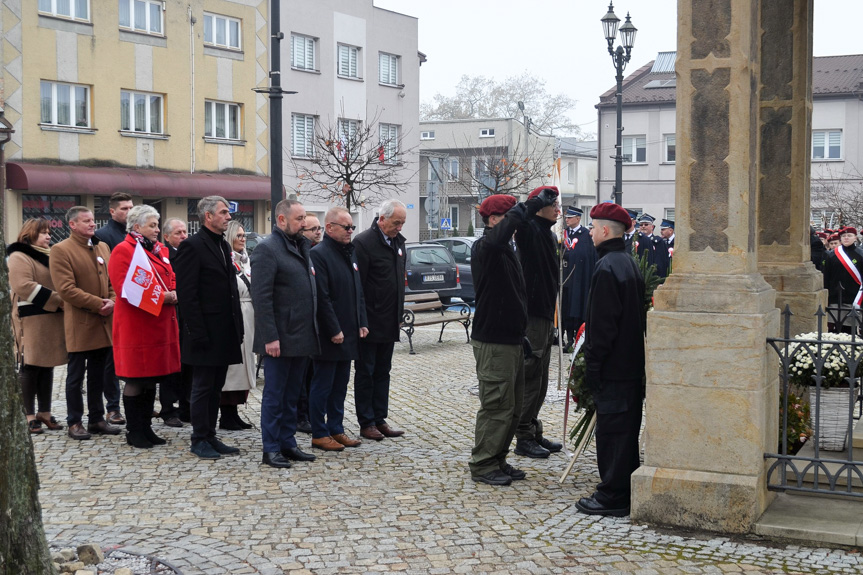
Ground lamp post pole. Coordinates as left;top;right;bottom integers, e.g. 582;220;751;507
601;2;636;206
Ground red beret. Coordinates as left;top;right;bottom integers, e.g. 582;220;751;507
589;202;632;228
479;194;517;218
829;234;840;242
816;232;828;239
841;226;858;236
527;185;559;200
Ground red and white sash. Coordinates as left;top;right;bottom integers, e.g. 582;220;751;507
835;246;863;308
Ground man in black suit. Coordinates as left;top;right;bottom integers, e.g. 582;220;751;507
159;217;190;426
308;207;368;451
175;197;244;459
353;199;407;441
251;199;320;468
561;206;596;350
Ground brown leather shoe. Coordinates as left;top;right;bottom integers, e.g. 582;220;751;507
311;436;345;451
106;411;126;425
68;422;91;440
332;433;362;447
376;423;404;438
360;426;385;441
87;420;122;435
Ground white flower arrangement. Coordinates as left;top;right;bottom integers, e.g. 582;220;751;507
785;332;863;388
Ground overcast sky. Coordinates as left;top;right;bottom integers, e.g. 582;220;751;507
373;0;863;137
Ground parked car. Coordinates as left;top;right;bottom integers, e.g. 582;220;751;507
245;232;267;254
405;243;460;303
426;237;477;304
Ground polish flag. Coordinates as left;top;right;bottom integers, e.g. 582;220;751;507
121;241;164;316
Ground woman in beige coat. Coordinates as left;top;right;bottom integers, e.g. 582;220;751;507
8;218;67;433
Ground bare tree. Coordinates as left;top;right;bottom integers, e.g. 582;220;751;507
289;110;416;213
811;163;863;229
421;73;587;138
455;133;555;202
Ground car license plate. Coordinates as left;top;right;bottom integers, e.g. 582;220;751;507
423;274;444;283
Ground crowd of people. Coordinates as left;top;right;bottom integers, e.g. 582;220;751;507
10;193;407;469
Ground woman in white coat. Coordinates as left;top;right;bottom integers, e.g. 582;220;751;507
219;221;257;429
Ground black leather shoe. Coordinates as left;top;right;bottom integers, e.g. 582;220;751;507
162;417;183;428
471;470;512;486
207;437;239;455
296;419;313;434
500;463;526;481
538;436;563;453
281;446;316;462
575;496;630;517
514;438;550;458
262;452;292;469
87;420;122;435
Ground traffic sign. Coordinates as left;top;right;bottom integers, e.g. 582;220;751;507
440;218;452;230
228;201;239;213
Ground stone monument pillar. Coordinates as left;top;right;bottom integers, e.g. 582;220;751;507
631;0;783;532
756;0;826;336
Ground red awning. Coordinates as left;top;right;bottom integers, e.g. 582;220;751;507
6;162;279;200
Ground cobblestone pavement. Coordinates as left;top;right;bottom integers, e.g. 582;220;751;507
33;325;863;574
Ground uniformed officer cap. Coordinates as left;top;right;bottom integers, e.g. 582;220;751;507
564;206;583;217
625;208;639;221
637;213;655;224
660;219;675;229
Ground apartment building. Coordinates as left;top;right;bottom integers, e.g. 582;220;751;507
281;0;421;240
596;51;863;226
0;1;272;241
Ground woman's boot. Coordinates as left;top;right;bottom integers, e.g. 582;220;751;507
219;405;243;430
141;388;166;446
124;395;153;449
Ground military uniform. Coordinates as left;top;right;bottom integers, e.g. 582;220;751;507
561;210;596;347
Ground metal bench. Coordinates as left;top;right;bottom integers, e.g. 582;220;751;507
400;292;471;354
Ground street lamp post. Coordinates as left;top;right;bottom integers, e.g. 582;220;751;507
517;100;531;199
601;2;637;206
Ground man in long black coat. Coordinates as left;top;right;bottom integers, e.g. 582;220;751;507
175;196;243;460
308;207;368;451
577;202;646;517
251;199;320;468
561;206;596;349
352;199;407;441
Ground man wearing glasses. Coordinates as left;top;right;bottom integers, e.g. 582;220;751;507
296;213;324;435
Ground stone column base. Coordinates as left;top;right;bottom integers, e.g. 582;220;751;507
631;466;775;533
759;262;827;335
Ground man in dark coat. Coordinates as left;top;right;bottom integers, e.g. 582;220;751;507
296;213;324;435
469;189;559;486
352;199;407;441
513;185;563;459
94;191;133;425
175;196;244;460
623;209;638;254
308;207;369;451
159;217;190;426
659;219;675;276
576;202;646;517
561;206;596;349
251;199;320;468
823;226;863;332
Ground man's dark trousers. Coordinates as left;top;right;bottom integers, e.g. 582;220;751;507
261;355;308;452
190;365;229;444
516;316;553;439
310;359;351;438
101;351;122;413
354;340;394;428
594;379;643;509
66;347;110;425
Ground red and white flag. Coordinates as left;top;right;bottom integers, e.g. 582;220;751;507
121;241;164;316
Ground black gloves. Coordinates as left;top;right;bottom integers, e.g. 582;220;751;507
535;187;559;208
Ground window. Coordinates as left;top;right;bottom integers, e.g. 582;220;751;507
448;240;471;264
480;128;495;138
120;90;164;134
420;130;435;140
665;208;675;221
119;0;162;34
567;161;575;184
40;81;90;128
338;44;360;78
474;158;495;192
291;34;316;70
291;114;315;157
622;135;646;163
428;158;459;182
812;130;842;160
39;0;88;20
449;206;459;231
379;52;399;85
379;123;399;163
337;118;359;159
204;12;241;50
204;100;241;140
664;134;676;163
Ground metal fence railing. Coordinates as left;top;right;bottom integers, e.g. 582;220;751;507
765;303;863;497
